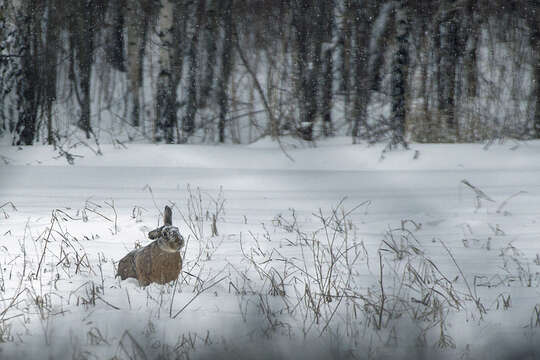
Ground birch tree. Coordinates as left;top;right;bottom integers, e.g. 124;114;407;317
0;1;20;136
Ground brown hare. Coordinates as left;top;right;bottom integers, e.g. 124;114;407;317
116;205;184;286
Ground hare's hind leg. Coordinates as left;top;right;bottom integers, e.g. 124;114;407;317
116;251;138;280
137;277;151;287
134;246;154;286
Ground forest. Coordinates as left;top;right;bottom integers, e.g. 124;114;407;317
1;0;538;148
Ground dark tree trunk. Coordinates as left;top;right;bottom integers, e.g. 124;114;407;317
79;57;92;139
434;18;442;114
321;0;334;137
351;0;379;143
532;33;540;138
44;0;60;145
292;0;309;140
464;0;478;99
76;11;95;139
218;0;234;143
438;0;459;139
338;0;352;130
126;0;145;128
369;2;392;93
292;0;319;141
183;0;206;139
522;2;540;138
417;18;434;142
351;2;370;142
104;0;126;72
199;0;218;109
170;1;187;140
389;0;409;148
321;46;334;137
68;0;107;140
306;2;324;141
15;0;43;146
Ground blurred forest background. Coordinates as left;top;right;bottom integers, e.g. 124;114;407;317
0;0;538;147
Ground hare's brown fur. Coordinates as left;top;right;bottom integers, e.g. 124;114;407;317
116;206;184;286
116;249;138;280
134;241;182;286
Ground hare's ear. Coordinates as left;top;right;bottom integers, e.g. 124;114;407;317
148;226;164;239
163;205;173;226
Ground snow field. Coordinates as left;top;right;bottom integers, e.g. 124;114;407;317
0;139;540;359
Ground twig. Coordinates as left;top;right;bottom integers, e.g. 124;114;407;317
0;202;17;211
461;179;495;202
105;199;118;234
496;191;527;214
377;251;385;330
97;295;121;310
172;275;227;319
36;211;56;279
439;239;485;317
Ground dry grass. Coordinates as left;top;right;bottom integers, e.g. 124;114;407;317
0;190;538;359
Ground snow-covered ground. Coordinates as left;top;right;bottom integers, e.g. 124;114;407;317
1;138;540;359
